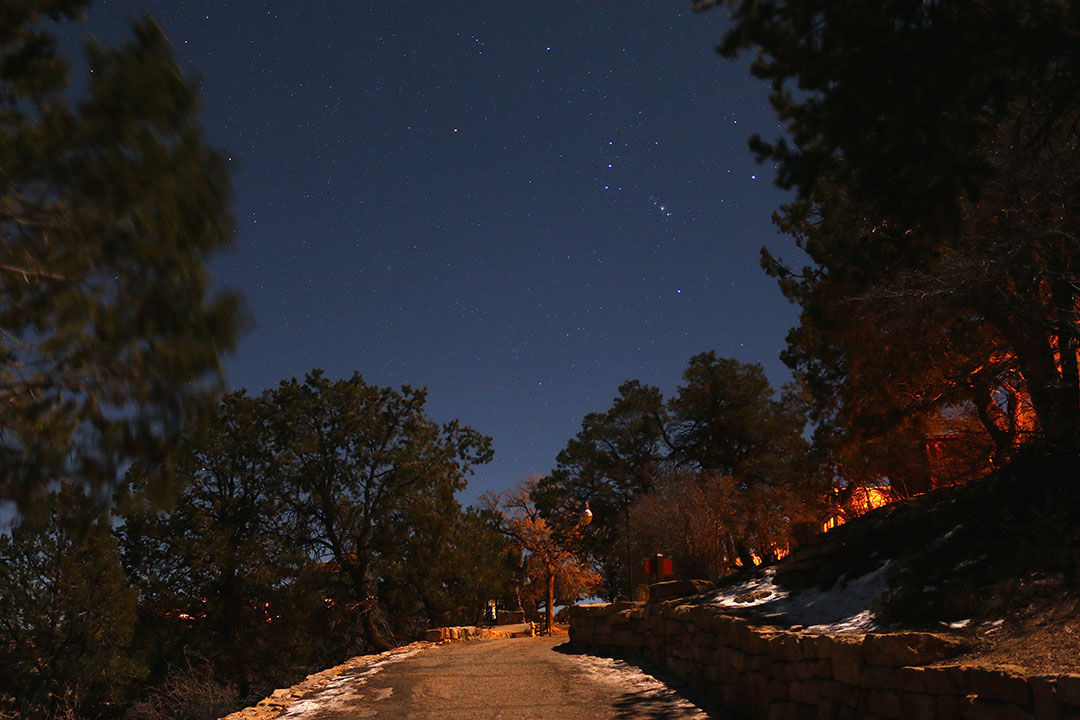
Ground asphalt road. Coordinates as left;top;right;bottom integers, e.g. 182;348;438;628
278;635;732;719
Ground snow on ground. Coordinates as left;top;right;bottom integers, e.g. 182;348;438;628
709;562;892;633
279;646;423;719
575;653;716;719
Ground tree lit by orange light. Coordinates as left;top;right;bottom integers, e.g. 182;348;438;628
823;485;894;532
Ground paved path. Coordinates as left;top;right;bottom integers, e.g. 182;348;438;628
278;636;731;719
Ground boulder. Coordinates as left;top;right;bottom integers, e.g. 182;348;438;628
647;579;712;602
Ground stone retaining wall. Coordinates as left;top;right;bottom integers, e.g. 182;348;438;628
423;625;494;642
568;600;1080;720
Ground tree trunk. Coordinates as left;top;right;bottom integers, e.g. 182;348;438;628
345;560;394;652
973;382;1015;465
987;293;1080;443
360;603;393;652
1014;340;1078;441
545;563;556;636
219;568;250;697
736;542;757;570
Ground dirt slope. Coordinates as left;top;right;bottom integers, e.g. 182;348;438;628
719;447;1080;673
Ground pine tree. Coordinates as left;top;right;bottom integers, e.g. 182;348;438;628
0;485;140;718
701;0;1080;451
1;2;243;510
116;392;308;699
264;370;493;651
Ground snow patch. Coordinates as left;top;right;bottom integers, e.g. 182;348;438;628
929;526;962;549
709;562;892;633
279;646;422;719
574;654;713;718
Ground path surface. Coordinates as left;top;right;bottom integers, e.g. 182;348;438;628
278;636;731;719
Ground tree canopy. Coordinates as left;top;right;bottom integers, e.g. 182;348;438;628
116;392;307;698
701;0;1080;479
110;374;504;711
0;485;140;718
264;370;493;650
536;352;814;595
696;0;1080;225
1;1;243;510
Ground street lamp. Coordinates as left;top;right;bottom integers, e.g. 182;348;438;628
579;495;634;600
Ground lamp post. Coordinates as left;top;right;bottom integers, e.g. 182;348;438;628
579;493;634;600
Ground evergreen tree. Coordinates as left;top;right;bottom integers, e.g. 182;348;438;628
540;354;815;590
696;0;1080;226
1;2;243;510
700;0;1080;453
379;505;516;632
0;485;140;719
533;380;669;599
669;353;805;477
264;370;493;651
116;392;309;700
667;353;812;566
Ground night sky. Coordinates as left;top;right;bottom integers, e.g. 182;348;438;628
80;1;802;504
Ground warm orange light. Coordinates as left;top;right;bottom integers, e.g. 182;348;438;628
823;485;892;532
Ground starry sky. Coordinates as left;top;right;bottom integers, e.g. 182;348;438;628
78;1;802;504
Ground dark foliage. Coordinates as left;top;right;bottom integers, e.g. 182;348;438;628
115;392;314;702
877;437;1080;625
701;0;1080;493
538;352;818;595
0;1;244;513
697;0;1080;227
0;486;140;719
263;370;494;651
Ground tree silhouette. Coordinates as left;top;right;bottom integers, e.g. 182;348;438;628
1;4;243;511
0;485;140;718
264;370;492;651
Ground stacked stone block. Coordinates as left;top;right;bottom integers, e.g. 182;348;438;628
568;599;1080;720
423;625;490;642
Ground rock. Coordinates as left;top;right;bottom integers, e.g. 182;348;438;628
862;632;968;667
647;579;712;602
